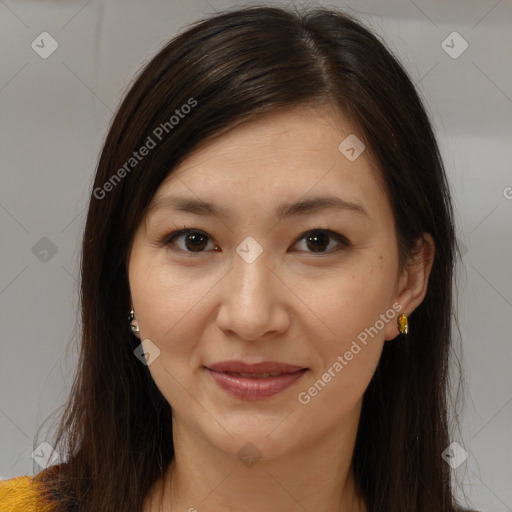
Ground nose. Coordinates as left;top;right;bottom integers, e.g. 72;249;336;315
216;251;290;341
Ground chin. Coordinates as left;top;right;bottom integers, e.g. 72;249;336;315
205;423;299;464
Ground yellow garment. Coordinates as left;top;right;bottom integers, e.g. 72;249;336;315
0;474;58;512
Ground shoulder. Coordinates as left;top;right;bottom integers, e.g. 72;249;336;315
0;474;58;512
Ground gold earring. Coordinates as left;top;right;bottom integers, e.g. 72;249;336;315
397;313;408;334
128;309;140;333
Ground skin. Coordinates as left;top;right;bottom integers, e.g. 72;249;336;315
127;104;435;512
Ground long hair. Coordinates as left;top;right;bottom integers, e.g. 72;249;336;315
35;5;463;511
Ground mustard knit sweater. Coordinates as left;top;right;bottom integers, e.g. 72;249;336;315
0;474;59;512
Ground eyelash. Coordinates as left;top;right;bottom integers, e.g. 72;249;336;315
157;225;351;255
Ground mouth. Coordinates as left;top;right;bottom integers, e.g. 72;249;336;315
203;362;308;400
204;360;307;374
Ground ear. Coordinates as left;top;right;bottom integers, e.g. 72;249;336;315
384;233;435;341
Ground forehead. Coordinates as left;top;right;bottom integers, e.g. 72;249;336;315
149;106;389;221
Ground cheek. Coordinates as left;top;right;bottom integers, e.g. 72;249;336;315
298;252;396;345
294;250;397;396
129;243;216;338
294;262;396;420
128;257;215;407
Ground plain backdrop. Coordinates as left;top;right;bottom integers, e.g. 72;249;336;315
0;1;511;511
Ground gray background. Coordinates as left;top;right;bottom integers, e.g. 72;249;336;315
1;0;511;510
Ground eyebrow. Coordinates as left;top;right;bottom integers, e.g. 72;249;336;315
148;194;370;220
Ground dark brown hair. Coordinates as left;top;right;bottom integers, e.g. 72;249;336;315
34;5;468;511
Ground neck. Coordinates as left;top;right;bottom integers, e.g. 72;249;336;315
149;402;366;512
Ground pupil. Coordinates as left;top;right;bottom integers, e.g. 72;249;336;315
306;231;329;252
185;232;207;251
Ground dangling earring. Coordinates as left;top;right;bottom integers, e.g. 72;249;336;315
397;313;408;334
128;309;140;333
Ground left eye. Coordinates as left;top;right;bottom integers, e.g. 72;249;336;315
293;229;350;253
160;228;349;254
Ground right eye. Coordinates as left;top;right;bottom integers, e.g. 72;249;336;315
159;228;219;254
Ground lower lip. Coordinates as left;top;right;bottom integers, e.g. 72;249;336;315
205;368;308;400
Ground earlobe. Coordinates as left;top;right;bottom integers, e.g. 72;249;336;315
128;308;141;338
384;309;407;341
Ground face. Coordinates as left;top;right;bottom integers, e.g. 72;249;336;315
127;105;407;460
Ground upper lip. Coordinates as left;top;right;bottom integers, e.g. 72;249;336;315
205;361;306;374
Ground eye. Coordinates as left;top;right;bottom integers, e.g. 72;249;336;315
158;227;350;255
292;229;350;254
159;227;218;253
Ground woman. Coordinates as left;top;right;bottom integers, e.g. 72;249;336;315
0;5;475;512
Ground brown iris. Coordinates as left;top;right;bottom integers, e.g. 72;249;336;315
184;232;209;252
304;230;330;252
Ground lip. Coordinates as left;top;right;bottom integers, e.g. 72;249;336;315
205;361;306;374
204;361;308;400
